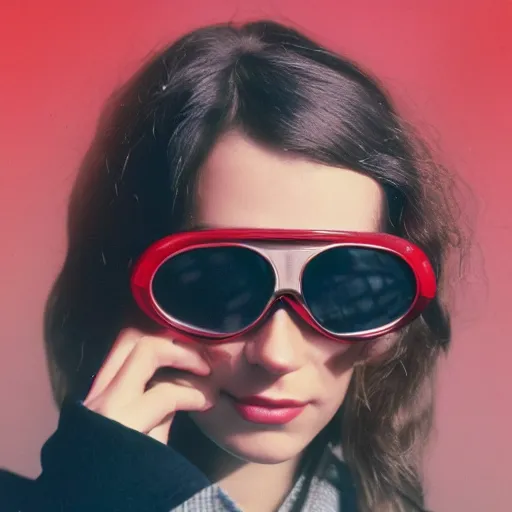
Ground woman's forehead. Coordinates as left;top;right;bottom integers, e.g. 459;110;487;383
194;132;385;232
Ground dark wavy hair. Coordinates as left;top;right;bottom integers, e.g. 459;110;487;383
43;20;465;511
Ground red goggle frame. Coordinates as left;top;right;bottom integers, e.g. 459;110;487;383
131;229;436;344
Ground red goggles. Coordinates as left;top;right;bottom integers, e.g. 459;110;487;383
131;229;436;344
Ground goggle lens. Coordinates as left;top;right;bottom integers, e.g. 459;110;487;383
302;246;416;334
152;246;275;335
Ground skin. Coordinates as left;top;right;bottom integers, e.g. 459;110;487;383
85;131;390;512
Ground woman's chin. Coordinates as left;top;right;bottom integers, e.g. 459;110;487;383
195;424;307;465
188;406;322;465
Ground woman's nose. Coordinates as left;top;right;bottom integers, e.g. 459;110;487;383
243;307;308;375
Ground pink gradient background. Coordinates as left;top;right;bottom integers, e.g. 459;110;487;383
0;1;510;510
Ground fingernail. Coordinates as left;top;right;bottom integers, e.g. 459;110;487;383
202;401;215;411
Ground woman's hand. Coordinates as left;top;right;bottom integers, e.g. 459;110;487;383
83;328;214;444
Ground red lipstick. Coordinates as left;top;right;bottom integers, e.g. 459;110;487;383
228;394;308;425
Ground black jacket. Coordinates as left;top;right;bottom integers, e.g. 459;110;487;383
0;400;211;512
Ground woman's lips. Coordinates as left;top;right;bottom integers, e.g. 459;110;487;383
226;394;308;425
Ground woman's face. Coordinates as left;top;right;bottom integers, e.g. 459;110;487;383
187;131;386;464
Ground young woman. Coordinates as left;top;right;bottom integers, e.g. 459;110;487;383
0;20;464;512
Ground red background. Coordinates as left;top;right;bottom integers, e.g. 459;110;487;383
1;1;510;510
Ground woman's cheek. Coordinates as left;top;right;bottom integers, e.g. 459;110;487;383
201;343;241;385
360;333;400;363
312;338;366;377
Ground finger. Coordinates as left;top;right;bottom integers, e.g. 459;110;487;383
148;368;204;390
104;335;211;400
147;417;174;444
85;328;142;403
111;382;213;433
